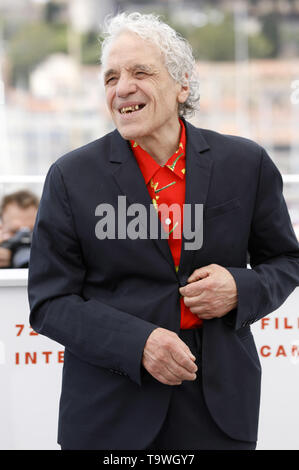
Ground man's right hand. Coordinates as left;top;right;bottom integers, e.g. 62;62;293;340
142;327;198;386
0;247;11;268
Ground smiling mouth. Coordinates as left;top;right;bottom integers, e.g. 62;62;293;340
119;104;146;114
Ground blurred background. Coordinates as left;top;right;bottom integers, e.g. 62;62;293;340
0;0;299;235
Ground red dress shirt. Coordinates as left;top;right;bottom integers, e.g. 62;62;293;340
130;120;202;329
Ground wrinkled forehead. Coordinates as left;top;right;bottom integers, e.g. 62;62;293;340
102;30;164;71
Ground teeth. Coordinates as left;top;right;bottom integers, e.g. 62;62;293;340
120;105;141;114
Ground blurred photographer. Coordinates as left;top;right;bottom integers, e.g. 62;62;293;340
0;190;39;268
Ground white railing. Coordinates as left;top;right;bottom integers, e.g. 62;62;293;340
281;175;299;183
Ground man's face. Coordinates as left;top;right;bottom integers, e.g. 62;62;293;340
1;203;37;241
103;32;187;141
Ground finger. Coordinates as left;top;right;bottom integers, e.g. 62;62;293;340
194;312;215;319
153;364;187;386
179;278;210;297
182;293;206;309
159;367;184;384
143;344;196;374
142;354;181;385
175;338;197;362
154;371;182;386
187;267;211;283
169;360;198;380
166;365;197;382
152;358;187;384
170;349;198;374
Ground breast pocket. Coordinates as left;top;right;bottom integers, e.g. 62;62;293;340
204;197;241;220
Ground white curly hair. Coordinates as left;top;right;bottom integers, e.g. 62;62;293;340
100;11;200;118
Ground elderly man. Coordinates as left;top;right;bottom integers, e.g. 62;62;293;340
28;12;299;450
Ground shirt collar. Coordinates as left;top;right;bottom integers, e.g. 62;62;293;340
130;119;186;185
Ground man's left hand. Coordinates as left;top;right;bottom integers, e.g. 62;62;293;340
179;264;238;320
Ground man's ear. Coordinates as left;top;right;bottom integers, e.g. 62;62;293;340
178;73;190;104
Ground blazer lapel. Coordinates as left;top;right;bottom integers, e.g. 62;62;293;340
178;120;213;285
109;129;175;269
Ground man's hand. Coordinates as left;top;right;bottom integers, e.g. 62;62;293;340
179;264;238;320
142;327;198;386
0;247;11;268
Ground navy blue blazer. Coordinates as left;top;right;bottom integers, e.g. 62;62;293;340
28;119;299;449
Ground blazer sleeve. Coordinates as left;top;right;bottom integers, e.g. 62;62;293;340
27;162;158;386
224;147;299;330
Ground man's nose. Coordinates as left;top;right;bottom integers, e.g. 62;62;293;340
115;74;137;97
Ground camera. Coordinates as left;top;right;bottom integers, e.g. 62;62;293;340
0;227;32;268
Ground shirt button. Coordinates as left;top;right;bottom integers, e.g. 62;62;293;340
165;218;171;225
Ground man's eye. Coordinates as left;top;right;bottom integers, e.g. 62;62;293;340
106;77;117;85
